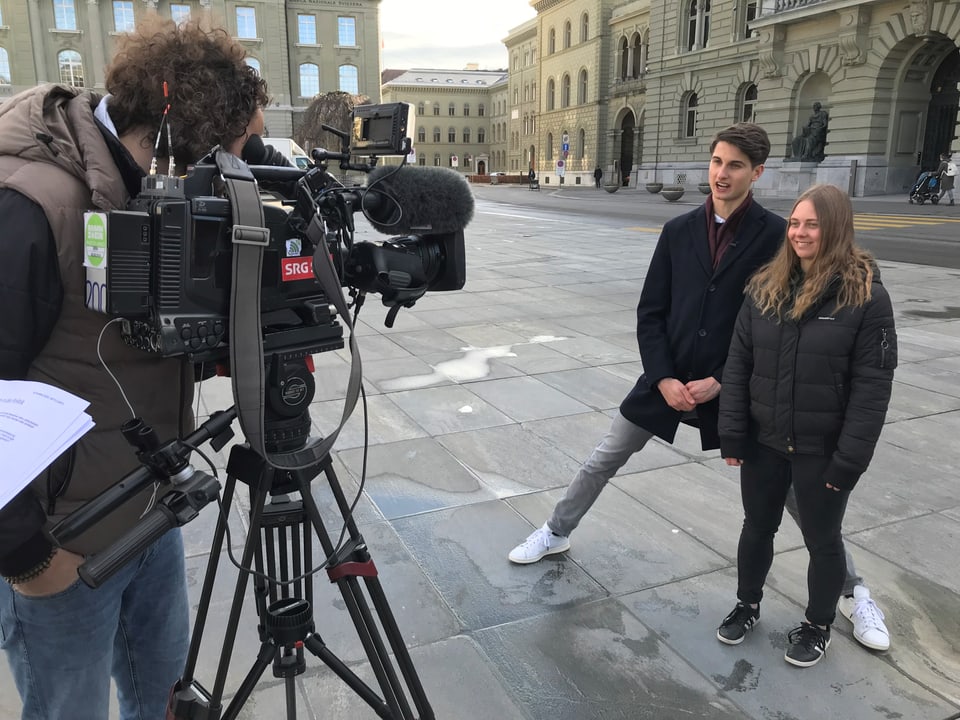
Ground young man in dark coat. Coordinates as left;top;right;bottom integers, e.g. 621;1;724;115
509;123;785;563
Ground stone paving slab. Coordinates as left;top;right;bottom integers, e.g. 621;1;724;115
4;196;959;720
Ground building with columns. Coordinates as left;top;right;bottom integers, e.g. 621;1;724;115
504;0;960;196
2;0;958;196
0;0;383;138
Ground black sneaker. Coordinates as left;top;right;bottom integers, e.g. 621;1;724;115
717;602;759;645
785;622;831;667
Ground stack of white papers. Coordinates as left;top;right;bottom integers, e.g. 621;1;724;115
0;380;95;511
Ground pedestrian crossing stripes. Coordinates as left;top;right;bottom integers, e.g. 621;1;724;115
853;213;960;230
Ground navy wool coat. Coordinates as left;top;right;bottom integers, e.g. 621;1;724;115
619;200;786;449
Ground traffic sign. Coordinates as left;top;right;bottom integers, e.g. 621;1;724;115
561;132;569;145
556;159;565;177
562;142;569;153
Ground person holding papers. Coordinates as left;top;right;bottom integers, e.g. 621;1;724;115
0;16;269;720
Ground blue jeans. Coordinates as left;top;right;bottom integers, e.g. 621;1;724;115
0;529;189;720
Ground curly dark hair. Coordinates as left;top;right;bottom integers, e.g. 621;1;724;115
106;15;270;165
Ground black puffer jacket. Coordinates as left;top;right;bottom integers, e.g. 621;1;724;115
718;273;896;491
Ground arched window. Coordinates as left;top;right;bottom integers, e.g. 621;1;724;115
433;153;441;167
548;28;556;54
463;128;471;143
298;63;319;97
563;21;571;49
338;64;358;94
547;78;555;110
417;127;426;143
578;128;586;159
433;127;441;142
463;103;470;116
417;102;425;115
58;50;84;87
478;127;486;143
0;48;10;85
577;69;588;104
245;57;261;76
561;74;571;108
683;92;699;138
478;103;485;117
546;132;554;161
740;83;758;122
448;127;456;143
448;102;456;116
433;102;440;116
631;33;643;77
619;37;629;80
580;13;589;42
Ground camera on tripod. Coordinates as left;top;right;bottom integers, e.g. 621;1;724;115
52;102;470;719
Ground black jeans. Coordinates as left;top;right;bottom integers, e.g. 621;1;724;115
736;443;850;626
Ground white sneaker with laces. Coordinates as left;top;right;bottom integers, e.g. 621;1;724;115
838;585;890;651
508;523;571;564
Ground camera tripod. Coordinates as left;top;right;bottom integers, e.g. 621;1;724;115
166;441;434;720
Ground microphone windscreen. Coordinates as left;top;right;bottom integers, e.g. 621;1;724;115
363;165;474;235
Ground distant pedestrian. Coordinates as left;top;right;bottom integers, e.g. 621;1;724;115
936;152;955;205
594;165;603;188
716;183;896;668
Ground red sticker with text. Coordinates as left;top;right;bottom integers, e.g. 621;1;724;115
281;256;314;282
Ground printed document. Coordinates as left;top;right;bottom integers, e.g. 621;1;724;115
0;380;95;511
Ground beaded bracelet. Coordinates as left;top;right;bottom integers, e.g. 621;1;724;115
2;547;58;585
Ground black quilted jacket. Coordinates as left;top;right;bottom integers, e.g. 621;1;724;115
718;273;896;491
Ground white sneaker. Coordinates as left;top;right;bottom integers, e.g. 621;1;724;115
507;523;571;564
838;585;890;651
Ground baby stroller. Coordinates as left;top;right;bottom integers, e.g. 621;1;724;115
909;171;941;204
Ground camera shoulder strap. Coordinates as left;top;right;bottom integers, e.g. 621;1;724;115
218;150;362;471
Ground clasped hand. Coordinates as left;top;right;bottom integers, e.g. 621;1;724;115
657;376;720;412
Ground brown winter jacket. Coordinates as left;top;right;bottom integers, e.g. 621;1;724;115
0;85;194;571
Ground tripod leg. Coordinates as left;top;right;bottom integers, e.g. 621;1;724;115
322;465;433;718
299;469;434;720
210;467;273;704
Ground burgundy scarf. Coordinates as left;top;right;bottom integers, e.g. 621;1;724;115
704;193;753;269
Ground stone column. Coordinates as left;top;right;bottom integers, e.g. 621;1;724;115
27;0;48;83
198;0;212;31
86;0;107;89
693;3;707;51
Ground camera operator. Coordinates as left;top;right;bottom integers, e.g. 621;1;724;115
0;16;268;720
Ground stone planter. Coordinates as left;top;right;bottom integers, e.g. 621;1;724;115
661;186;685;202
645;182;663;193
698;182;712;194
603;183;620;194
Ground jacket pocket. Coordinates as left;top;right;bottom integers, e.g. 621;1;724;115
879;327;898;370
45;445;76;515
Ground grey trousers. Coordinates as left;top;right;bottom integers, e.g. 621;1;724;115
546;411;863;595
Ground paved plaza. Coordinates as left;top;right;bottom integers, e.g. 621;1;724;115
2;187;958;719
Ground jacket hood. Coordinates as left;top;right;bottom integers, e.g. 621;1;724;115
0;84;127;210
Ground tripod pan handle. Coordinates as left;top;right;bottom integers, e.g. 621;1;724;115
78;506;177;588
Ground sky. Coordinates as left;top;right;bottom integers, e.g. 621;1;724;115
379;0;537;71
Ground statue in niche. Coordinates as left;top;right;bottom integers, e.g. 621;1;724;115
789;102;830;162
